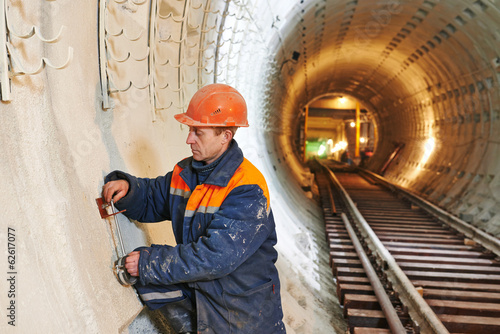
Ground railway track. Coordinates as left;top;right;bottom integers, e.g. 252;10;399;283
311;160;500;334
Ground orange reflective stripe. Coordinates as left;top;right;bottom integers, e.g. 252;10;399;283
170;164;191;198
184;158;270;214
185;184;230;214
229;158;270;209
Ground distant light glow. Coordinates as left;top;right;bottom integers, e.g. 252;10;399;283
421;137;435;164
339;97;347;104
318;144;326;156
425;138;435;152
327;139;333;146
331;141;348;153
360;137;366;143
406;135;437;182
350;122;356;127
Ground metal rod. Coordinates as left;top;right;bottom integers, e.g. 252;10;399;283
355;101;360;158
110;200;126;257
303;105;309;163
0;0;11;101
326;180;337;215
213;0;230;83
98;0;111;109
341;213;407;334
148;0;157;121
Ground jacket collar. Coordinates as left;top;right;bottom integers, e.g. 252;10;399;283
178;140;244;188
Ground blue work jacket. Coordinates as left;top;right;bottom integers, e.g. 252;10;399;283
106;141;285;333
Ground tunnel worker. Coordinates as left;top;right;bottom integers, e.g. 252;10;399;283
102;83;286;334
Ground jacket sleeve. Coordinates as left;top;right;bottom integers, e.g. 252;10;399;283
136;184;274;285
105;170;173;222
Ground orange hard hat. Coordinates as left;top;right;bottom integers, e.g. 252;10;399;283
174;83;249;127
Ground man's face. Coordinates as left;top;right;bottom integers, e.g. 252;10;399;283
186;127;227;165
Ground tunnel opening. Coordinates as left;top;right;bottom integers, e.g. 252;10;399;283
299;94;376;166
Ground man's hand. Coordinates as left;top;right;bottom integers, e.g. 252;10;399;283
102;180;129;203
125;251;140;276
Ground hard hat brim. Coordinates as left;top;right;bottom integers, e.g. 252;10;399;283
174;112;249;127
174;112;197;126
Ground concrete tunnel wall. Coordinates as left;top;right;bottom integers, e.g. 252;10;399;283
1;0;500;333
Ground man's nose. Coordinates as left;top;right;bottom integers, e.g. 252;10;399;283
186;131;196;144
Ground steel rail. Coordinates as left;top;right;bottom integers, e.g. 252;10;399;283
326;178;338;215
358;168;500;258
341;212;407;333
320;161;450;334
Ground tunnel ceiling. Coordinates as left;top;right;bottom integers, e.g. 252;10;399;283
269;0;499;135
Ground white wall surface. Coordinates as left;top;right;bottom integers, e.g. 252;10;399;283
0;1;187;332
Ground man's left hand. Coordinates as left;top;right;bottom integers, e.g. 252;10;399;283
125;251;140;276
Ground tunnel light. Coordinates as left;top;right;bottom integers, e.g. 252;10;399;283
360;137;366;143
327;139;333;146
331;146;341;153
318;144;326;156
421;137;435;165
424;137;435;155
331;141;348;153
350;122;356;127
339;97;347;104
425;138;435;151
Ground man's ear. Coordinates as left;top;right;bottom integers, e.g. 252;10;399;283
222;129;233;143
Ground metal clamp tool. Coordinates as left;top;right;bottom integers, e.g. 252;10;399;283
96;198;137;286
